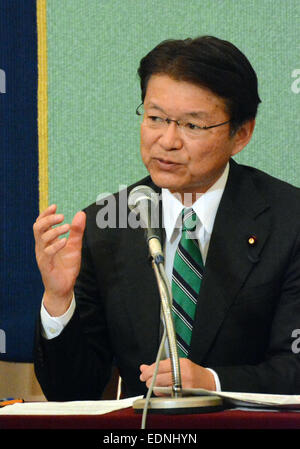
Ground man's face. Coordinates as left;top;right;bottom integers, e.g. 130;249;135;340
140;74;249;198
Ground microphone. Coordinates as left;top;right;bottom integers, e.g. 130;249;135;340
128;185;163;260
129;185;222;418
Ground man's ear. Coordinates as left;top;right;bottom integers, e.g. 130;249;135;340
231;119;256;157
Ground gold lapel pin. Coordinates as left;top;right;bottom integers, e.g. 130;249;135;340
248;235;258;246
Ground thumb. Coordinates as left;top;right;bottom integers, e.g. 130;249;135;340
68;211;86;245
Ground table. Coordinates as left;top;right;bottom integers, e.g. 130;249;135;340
0;406;300;429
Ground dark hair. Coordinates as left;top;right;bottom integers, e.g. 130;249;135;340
137;36;261;134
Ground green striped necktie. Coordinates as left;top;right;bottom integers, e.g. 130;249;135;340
172;208;204;357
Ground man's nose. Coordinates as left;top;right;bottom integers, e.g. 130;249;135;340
159;122;183;150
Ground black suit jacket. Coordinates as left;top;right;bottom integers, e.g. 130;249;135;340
34;160;300;400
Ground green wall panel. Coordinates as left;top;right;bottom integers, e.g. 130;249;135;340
47;0;300;224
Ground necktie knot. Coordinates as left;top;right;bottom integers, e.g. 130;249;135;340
182;208;198;232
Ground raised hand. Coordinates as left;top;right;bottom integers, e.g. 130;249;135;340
33;204;86;316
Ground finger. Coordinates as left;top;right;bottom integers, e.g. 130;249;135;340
140;359;171;382
146;372;173;389
139;364;152;382
33;213;65;239
142;359;171;378
41;223;70;246
35;204;57;222
154;359;172;373
44;237;67;257
67;211;86;245
139;364;149;373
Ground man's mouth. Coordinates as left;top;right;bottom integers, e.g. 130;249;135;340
150;157;183;173
155;157;180;166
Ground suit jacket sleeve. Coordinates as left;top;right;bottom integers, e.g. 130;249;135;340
34;176;160;401
34;228;114;401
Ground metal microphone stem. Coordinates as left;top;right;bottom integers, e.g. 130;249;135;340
151;254;182;398
133;234;224;414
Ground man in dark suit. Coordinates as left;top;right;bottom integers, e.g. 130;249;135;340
34;36;300;400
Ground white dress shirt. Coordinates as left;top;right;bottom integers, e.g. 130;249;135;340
162;162;229;281
41;164;229;390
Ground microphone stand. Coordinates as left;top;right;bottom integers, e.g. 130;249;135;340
152;252;182;398
133;238;223;415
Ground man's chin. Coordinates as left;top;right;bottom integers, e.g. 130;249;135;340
148;172;184;193
148;171;213;199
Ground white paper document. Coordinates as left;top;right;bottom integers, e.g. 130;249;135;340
153;387;300;409
0;396;143;415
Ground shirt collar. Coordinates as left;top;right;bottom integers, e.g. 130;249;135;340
162;162;229;241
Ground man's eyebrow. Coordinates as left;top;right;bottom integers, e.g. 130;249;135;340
146;103;167;114
146;102;209;118
186;110;209;119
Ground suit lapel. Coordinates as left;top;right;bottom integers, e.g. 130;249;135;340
189;160;271;363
